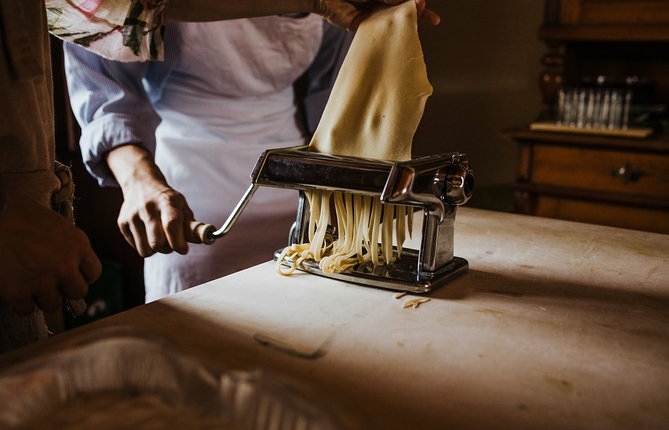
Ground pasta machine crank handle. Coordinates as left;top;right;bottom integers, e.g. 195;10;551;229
188;184;259;245
186;221;216;245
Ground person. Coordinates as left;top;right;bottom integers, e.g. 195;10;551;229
0;0;104;352
1;0;438;352
65;18;354;301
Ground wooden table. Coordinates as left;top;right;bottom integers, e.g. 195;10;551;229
2;208;668;430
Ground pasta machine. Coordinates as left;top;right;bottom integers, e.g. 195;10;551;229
200;145;474;293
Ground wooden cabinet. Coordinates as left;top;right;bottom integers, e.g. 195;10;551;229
506;0;669;234
509;128;669;233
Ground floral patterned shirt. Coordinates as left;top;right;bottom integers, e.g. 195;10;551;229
46;0;166;61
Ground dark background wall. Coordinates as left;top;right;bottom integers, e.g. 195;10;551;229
413;1;545;210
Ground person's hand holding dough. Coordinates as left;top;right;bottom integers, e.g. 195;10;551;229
315;0;440;30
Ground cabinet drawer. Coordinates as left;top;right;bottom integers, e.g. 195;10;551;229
533;194;669;234
530;145;669;199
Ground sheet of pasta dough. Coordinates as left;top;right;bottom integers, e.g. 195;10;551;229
308;1;432;162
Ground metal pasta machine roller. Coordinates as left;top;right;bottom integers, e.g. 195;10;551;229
204;145;474;293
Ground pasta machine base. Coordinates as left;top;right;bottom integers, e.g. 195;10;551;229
274;249;468;294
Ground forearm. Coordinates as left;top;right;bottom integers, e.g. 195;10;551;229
105;144;195;256
166;0;313;21
106;144;168;192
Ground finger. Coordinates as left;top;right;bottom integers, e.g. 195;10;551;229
66;298;87;317
144;215;171;254
59;272;89;301
348;4;381;31
34;287;62;314
162;205;188;254
423;8;440;25
128;218;154;257
32;275;61;313
415;0;440;25
348;11;367;31
118;220;138;250
79;249;103;285
71;230;102;284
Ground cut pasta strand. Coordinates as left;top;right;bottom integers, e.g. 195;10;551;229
275;189;413;275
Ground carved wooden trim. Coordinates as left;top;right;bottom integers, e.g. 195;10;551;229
537;42;564;121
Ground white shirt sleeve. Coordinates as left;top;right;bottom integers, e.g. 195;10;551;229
63;41;162;187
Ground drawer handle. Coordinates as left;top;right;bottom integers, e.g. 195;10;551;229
611;163;644;183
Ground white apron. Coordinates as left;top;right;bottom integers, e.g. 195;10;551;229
145;16;323;301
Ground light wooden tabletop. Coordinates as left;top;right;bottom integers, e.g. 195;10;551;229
2;208;668;430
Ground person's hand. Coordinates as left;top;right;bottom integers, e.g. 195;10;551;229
0;192;102;315
107;145;196;258
117;178;194;258
312;0;440;30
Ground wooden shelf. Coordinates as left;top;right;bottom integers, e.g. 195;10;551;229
503;126;669;153
528;122;654;139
